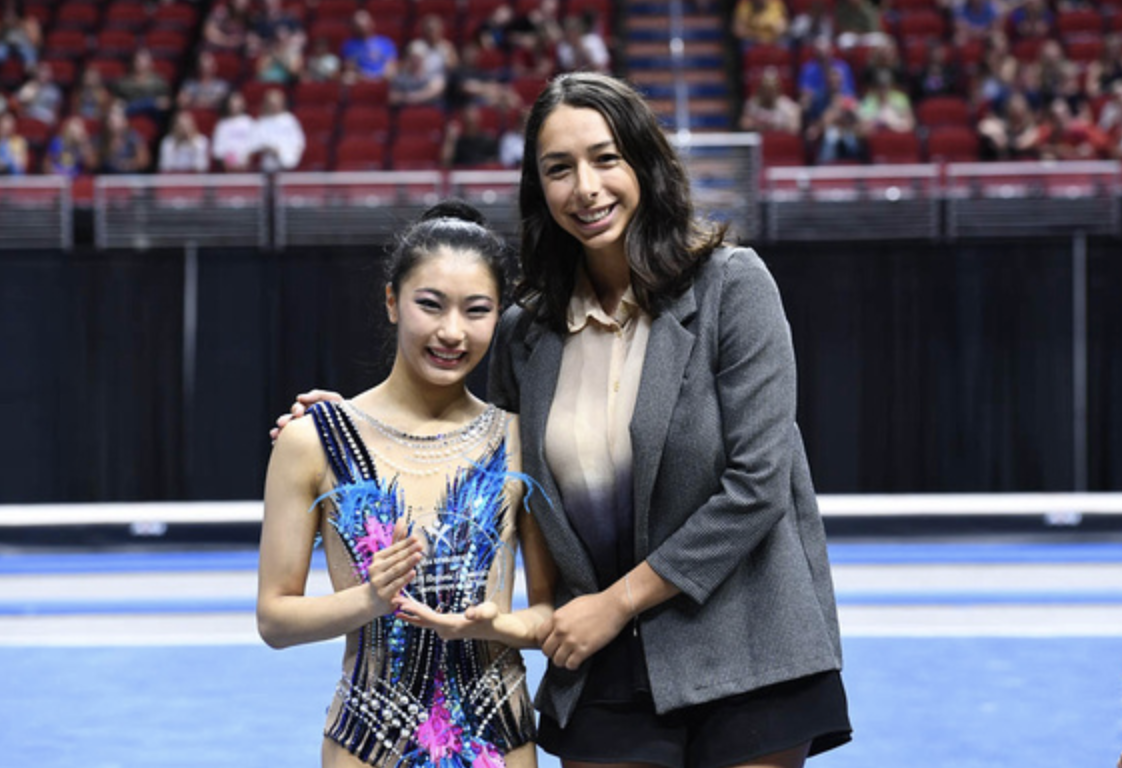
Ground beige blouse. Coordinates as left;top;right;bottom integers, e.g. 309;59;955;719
544;266;651;583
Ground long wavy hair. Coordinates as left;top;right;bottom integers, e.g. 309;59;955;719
515;72;727;332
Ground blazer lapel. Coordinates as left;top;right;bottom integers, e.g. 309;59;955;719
630;287;698;559
519;324;599;594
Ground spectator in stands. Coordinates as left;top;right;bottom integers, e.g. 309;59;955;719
732;0;789;47
858;70;915;134
389;40;447;107
1034;96;1111;160
1096;81;1122;148
833;0;886;49
446;40;522;112
252;87;304;171
159;111;210;172
0;1;40;70
249;0;303;53
71;68;113;122
977;91;1040;160
203;0;253;52
788;0;833;47
814;93;866;163
255;24;304;85
16;60;61;124
953;0;1004;46
43;115;97;176
499;108;526;168
212;91;256;171
970;31;1018;114
441;103;500;168
417;14;459;78
97;99;151;173
860;38;906;91
800;37;857;126
1007;0;1053;42
740;66;801;134
0;111;28;174
1086;34;1122;100
511;26;556;81
114;49;171;119
342;10;398;81
912;39;962;102
303;36;341;83
178;50;232;112
556;13;611;74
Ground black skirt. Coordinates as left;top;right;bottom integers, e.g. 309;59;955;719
537;670;851;768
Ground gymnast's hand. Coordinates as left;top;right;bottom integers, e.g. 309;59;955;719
537;591;630;671
269;389;343;442
391;596;501;641
367;519;426;618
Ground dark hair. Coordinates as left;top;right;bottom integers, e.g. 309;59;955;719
385;198;509;300
515;72;727;332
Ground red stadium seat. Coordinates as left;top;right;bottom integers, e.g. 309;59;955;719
87;57;129;83
925;126;980;162
896;10;946;42
103;1;149;32
96;29;137;58
388;135;442;169
916;96;972;128
294;106;338;144
341;105;392;140
742;44;792;72
1056;9;1104;40
511;76;547;106
297;142;331;171
146;29;189;57
315;0;360;22
43;29;89;60
53;2;100;30
334;136;387;170
15;117;52;150
760;132;806;167
150;3;198;31
294;80;343;109
395;105;445;141
187;108;220;137
867;130;922;164
1065;40;1103;65
347;79;390;106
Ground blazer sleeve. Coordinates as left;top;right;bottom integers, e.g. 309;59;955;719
646;249;800;604
486;305;523;414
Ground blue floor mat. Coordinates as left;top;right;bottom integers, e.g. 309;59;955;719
3;637;1120;768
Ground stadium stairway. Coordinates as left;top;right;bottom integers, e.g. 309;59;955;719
622;0;733;131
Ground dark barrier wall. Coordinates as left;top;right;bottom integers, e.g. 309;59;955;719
2;239;1119;503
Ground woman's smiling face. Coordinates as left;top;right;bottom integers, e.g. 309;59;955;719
386;246;500;391
536;104;641;264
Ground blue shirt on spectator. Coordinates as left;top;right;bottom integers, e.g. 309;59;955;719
342;35;397;79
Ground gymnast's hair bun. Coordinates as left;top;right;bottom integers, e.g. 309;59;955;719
419;198;489;228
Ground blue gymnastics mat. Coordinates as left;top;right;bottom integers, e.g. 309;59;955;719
2;636;1120;768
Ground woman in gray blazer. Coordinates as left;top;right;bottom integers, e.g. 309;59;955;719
489;73;850;767
272;72;851;768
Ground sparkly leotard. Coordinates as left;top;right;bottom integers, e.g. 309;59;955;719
309;401;535;768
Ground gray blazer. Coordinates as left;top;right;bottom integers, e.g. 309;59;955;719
489;246;843;727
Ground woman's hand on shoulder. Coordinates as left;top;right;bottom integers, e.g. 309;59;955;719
269;388;344;443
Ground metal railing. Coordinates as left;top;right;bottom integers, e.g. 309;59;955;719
3;146;1121;251
0;177;72;250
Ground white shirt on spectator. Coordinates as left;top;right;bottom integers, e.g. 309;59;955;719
252;111;305;170
159;134;210;172
211;114;257;170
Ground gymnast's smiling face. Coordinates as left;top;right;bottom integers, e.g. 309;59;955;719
385;247;500;392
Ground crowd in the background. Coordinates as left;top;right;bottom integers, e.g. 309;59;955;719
733;0;1122;163
0;0;612;176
